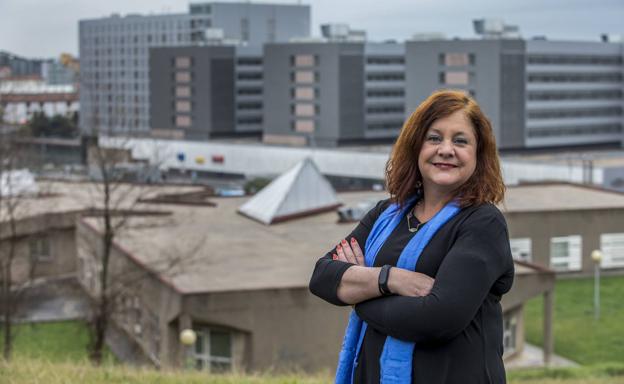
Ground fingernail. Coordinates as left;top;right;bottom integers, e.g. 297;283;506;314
350;238;357;243
341;239;348;245
336;245;342;251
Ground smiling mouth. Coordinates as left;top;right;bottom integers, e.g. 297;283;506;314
433;163;458;169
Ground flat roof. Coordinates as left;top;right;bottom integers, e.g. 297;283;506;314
7;181;615;293
502;183;624;212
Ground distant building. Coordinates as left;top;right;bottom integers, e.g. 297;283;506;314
78;2;310;136
0;78;78;125
12;178;624;370
42;53;79;86
262;41;405;146
148;45;263;140
0;51;45;78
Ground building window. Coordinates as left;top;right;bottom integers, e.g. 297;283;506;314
175;56;191;69
510;238;532;263
194;328;232;372
175;72;191;83
440;71;471;85
600;233;624;268
293;54;316;67
502;312;518;357
29;237;51;261
176;101;191;113
444;53;470;66
293;71;315;84
294;87;315;100
294;120;315;133
175;86;191;98
176;115;192;127
294;103;315;117
550;235;582;271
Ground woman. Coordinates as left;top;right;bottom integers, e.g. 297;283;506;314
309;90;514;384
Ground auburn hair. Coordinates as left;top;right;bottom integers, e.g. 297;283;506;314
385;89;505;207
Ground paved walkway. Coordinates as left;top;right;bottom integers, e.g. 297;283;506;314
505;343;578;369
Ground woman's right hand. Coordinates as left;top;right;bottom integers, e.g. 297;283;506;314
388;268;435;297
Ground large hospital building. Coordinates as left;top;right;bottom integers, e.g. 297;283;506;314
79;2;624;150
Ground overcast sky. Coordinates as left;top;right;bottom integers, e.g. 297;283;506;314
0;0;622;58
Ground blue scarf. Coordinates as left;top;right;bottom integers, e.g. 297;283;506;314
335;197;460;384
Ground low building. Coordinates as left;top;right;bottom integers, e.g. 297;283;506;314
0;77;78;125
14;177;624;371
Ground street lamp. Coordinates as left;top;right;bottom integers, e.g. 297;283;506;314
591;249;603;320
179;329;197;369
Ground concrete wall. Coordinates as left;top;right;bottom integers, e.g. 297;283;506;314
76;219;183;366
505;208;624;275
183;288;350;372
0;212;80;284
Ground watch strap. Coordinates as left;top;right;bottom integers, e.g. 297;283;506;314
378;264;393;296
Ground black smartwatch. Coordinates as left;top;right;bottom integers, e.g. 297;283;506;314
378;264;393;296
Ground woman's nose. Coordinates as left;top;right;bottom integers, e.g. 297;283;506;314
437;140;455;157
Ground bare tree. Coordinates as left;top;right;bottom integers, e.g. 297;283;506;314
80;135;185;365
0;131;37;360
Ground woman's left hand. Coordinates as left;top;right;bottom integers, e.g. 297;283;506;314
333;238;365;266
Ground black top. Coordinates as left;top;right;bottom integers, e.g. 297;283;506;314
309;199;515;384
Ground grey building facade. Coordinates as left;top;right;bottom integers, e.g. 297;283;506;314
263;42;366;147
405;39;527;149
78;2;310;136
149;45;263;140
260;38;623;149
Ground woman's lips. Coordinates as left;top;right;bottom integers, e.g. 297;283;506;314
433;162;458;169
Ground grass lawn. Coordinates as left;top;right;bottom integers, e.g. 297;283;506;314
524;275;624;364
1;358;624;384
0;320;113;363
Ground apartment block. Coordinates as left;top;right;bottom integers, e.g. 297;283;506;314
78;2;310;136
149;45;264;140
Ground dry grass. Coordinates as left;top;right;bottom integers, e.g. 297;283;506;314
2;358;624;384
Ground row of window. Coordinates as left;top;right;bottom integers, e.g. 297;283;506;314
528;90;623;101
237;87;262;96
237;116;262;125
528;55;623;66
366;121;404;130
366;105;404;114
237;102;262;110
366;89;404;98
367;57;405;65
528;106;623;119
510;233;624;270
527;123;621;138
528;73;623;83
237;58;263;66
238;72;263;81
366;73;404;81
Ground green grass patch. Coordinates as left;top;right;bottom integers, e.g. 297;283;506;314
525;275;624;364
1;359;624;384
0;320;113;363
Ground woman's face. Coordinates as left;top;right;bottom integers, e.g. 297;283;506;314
417;110;477;196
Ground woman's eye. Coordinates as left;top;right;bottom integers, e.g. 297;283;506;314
454;137;468;145
426;135;441;143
